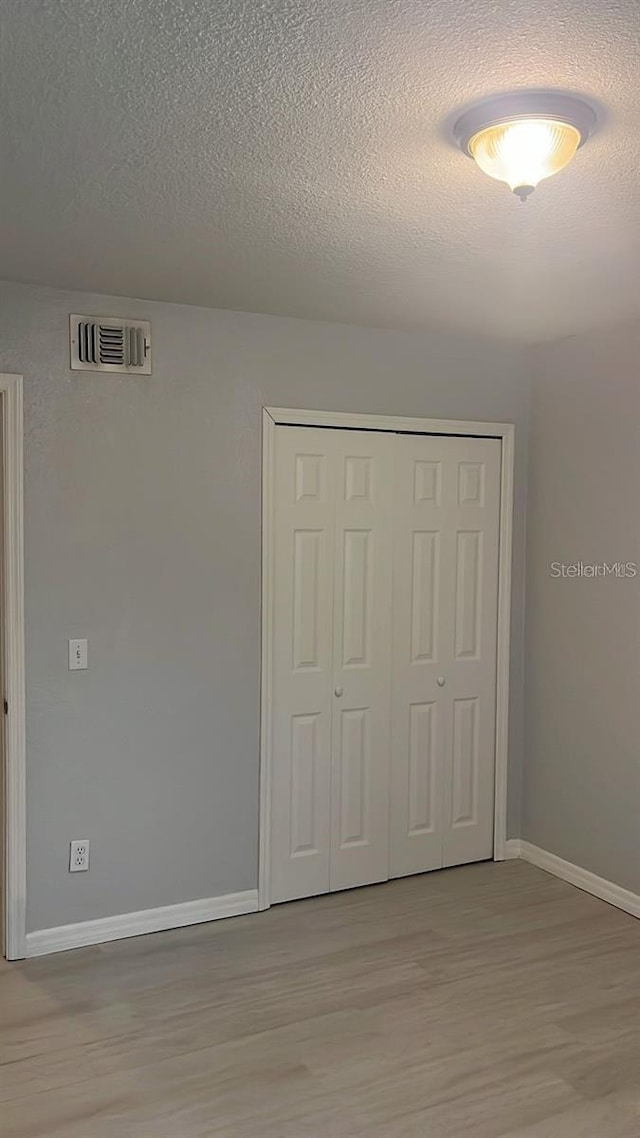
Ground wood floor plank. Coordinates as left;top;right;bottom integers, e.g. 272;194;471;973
1;862;639;1137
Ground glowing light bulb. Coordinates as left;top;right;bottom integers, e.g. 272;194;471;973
468;118;581;200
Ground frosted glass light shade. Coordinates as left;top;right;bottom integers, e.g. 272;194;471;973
453;93;597;200
468;118;581;197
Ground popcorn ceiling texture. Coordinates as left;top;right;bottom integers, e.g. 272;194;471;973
2;0;639;341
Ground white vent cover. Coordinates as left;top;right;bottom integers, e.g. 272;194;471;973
70;315;151;374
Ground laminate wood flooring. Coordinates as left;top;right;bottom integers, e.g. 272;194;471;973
2;861;639;1136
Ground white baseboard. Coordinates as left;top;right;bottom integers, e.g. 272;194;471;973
512;841;640;920
26;889;259;958
25;843;640;957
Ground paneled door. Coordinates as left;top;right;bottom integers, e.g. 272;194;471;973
328;431;394;892
389;435;501;876
270;426;394;903
269;423;502;905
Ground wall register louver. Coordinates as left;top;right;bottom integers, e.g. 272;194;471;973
70;315;152;374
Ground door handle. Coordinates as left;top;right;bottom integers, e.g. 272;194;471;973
436;676;446;687
334;686;343;697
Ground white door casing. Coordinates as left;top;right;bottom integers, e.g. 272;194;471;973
260;408;514;911
389;435;501;877
270;427;334;903
0;374;26;960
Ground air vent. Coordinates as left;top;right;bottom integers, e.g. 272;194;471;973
70;315;151;374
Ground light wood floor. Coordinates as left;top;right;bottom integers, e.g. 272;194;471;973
2;861;640;1137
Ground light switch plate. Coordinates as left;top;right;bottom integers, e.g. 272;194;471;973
69;638;88;670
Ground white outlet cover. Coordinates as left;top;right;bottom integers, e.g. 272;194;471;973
69;839;90;872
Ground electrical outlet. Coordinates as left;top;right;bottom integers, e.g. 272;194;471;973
69;839;90;872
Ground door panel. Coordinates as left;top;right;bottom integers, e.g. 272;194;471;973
442;439;501;868
292;529;324;670
390;435;501;877
289;713;321;857
389;437;451;877
454;530;483;659
271;428;336;903
338;706;370;846
330;432;394;891
450;697;479;826
407;701;438;836
342;529;372;667
271;426;394;901
410;530;439;662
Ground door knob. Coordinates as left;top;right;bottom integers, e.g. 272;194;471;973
436;676;446;687
334;686;343;697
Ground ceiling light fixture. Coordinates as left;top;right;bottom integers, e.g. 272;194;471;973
453;91;597;201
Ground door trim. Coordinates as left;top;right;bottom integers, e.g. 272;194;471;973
259;407;515;910
0;374;26;959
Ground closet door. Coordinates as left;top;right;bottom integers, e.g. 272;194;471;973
389;435;501;877
270;427;337;903
329;431;394;891
270;426;394;903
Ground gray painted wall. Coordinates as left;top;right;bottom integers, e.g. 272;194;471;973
0;280;529;933
524;323;640;893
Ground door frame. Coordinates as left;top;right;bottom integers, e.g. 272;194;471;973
259;407;515;910
0;374;26;959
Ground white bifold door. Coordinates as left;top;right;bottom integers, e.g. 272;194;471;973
389;434;501;877
270;425;501;904
271;428;395;903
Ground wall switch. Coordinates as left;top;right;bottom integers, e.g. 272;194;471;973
69;839;90;872
69;638;88;670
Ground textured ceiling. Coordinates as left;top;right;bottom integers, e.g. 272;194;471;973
2;0;640;342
